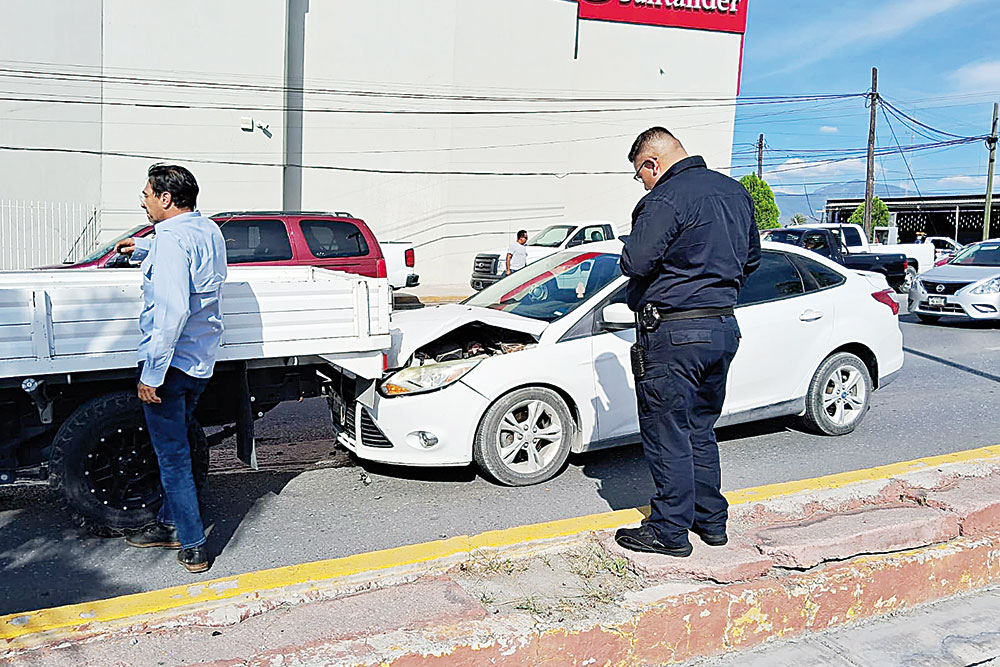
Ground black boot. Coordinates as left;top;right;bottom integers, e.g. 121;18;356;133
692;526;728;546
615;525;693;557
125;523;180;549
178;546;210;573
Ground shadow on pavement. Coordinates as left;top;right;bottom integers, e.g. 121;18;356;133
0;469;299;616
575;416;803;512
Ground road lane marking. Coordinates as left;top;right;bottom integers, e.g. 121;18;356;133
4;442;1000;644
903;346;1000;384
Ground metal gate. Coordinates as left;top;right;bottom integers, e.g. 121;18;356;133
0;201;100;270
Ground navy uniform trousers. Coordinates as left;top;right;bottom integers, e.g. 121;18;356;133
636;314;741;547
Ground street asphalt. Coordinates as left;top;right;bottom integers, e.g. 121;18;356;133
1;309;997;615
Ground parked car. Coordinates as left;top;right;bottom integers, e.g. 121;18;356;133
470;221;617;291
325;241;904;486
908;239;1000;323
785;222;934;278
762;226;911;292
45;211;419;290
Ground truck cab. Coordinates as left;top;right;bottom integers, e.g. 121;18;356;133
470;222;617;291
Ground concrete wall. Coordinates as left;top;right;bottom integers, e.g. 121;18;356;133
0;0;742;283
0;3;103;205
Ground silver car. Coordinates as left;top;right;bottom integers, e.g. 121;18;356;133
909;240;1000;323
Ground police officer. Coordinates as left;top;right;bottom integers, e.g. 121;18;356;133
616;127;760;557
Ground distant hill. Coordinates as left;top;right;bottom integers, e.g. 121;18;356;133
773;181;909;224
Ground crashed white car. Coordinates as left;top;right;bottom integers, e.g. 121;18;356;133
329;241;904;486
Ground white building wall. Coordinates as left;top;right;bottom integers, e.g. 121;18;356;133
0;1;742;283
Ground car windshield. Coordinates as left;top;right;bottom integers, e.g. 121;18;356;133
950;242;1000;267
76;224;149;264
528;225;575;248
464;251;623;322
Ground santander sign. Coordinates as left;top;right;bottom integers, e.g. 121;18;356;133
577;0;749;35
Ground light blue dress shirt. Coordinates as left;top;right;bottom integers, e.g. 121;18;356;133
130;211;228;387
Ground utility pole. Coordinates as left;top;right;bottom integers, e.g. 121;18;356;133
757;134;764;179
863;67;878;239
984;102;998;242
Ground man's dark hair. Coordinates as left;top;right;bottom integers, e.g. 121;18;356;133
517;230;528;240
628;126;678;163
147;163;199;210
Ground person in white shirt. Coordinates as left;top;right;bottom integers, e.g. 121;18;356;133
506;230;528;275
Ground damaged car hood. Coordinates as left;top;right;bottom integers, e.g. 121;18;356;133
388;304;548;368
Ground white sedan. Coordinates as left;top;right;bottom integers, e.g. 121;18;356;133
330;241;904;486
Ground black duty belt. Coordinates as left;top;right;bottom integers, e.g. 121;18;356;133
655;306;734;322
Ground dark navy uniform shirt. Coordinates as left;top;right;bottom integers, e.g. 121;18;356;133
621;156;760;312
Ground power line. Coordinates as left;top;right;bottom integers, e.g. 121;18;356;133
880;104;922;197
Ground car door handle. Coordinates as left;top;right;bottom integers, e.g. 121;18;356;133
799;310;824;322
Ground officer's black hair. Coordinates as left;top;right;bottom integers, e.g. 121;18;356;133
147;163;199;210
628;127;680;163
517;229;528;240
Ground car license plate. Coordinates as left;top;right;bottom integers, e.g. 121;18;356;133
928;296;946;307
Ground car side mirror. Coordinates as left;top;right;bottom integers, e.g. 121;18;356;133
567;238;583;248
600;302;634;331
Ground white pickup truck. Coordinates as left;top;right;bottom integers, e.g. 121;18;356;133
784;222;935;288
470;221;618;291
0;266;390;534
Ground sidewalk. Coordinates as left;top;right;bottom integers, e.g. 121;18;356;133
5;445;1000;666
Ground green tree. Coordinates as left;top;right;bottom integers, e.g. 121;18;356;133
847;197;890;241
790;212;808;226
739;174;780;230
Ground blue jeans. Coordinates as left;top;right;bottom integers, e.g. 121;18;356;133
636;315;741;546
139;365;209;549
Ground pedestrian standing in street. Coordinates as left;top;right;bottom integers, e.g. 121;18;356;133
615;127;760;557
505;229;529;275
114;164;227;573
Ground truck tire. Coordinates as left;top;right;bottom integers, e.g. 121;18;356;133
473;387;575;486
802;352;872;436
48;391;208;536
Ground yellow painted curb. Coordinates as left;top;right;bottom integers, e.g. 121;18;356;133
4;443;1000;645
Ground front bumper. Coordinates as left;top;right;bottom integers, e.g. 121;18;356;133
470;274;501;291
336;381;489;466
909;281;1000;320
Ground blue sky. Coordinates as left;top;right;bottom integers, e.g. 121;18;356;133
733;0;1000;215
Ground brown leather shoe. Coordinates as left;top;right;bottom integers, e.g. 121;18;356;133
125;523;180;549
178;546;210;573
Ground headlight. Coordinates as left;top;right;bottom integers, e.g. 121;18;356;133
970;276;1000;295
379;358;482;397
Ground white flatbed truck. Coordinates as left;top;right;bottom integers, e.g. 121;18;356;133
0;266;390;534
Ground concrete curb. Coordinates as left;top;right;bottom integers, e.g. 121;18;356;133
5;444;1000;664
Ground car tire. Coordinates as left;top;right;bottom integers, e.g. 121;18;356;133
802;352;872;436
49;391;209;536
474;387;575;486
896;266;917;294
916;314;941;324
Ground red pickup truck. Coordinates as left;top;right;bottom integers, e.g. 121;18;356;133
54;211;418;289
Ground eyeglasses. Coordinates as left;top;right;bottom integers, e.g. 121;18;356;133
633;159;654;182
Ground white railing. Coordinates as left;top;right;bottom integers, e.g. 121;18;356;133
0;201;100;270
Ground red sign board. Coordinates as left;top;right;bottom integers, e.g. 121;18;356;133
577;0;749;35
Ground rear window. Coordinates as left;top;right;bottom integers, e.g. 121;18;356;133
791;254;847;290
301;220;369;258
738;251;805;306
220;220;292;263
762;229;804;245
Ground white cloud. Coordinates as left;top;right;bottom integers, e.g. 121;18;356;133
761;0;975;76
938;175;983;187
765;157;868;183
950;60;1000;94
820;126;839;134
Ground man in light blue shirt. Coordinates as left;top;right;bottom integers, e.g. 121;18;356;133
115;164;226;573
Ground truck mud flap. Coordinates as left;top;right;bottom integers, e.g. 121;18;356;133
236;362;258;470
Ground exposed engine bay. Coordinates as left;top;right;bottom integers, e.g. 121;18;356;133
409;323;536;367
